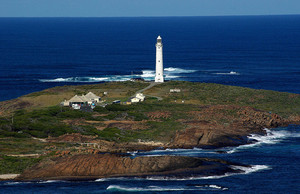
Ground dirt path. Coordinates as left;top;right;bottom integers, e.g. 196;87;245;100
131;82;163;100
32;137;47;142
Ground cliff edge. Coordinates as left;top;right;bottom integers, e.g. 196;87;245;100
17;154;244;181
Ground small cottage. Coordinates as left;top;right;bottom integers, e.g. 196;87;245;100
135;93;145;101
85;92;101;103
62;92;101;109
67;95;86;109
131;97;140;103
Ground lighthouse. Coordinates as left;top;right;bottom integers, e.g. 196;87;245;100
155;35;164;83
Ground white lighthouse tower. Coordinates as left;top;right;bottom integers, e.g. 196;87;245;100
155;35;164;83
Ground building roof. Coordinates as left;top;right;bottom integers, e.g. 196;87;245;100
131;97;140;102
85;92;100;100
68;95;85;103
80;95;90;102
136;93;145;99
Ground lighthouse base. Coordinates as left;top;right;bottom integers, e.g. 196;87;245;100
155;76;164;83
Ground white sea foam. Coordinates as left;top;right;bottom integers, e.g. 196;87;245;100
141;70;155;78
231;165;270;174
38;180;67;184
4;180;67;185
226;128;300;154
140;128;300;156
40;77;109;83
106;184;226;191
214;71;240;75
164;67;197;73
96;164;269;184
4;181;28;185
39;67;196;83
95;177;133;182
146;164;270;181
165;75;181;79
207;184;228;190
107;185;188;192
127;150;138;156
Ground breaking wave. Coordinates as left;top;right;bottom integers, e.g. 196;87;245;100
140;70;155;78
213;71;240;75
225;128;300;154
164;67;197;73
95;177;144;182
145;164;270;181
39;67;197;83
135;128;300;156
96;164;269;183
39;76;133;83
3;180;67;185
106;184;227;192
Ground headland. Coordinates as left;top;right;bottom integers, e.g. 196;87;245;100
0;81;299;181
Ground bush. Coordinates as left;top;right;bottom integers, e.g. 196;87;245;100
0;130;30;138
76;125;101;136
105;104;132;112
93;106;108;113
0;117;10;125
128;112;148;121
57;109;92;119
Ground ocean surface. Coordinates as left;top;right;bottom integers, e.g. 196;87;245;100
0;16;300;193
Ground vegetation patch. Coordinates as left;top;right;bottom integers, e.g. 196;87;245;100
0;155;42;174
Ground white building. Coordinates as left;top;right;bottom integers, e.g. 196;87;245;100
85;92;101;103
130;97;140;103
135;93;145;101
67;95;86;109
62;92;101;109
170;88;181;93
155;36;164;83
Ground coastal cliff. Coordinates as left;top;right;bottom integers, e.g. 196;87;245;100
170;105;291;148
17;154;244;181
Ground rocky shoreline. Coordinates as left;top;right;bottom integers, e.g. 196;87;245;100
6;110;299;182
16;154;246;181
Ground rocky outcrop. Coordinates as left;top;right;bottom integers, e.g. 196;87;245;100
17;154;243;181
171;106;289;148
170;124;259;148
238;106;287;128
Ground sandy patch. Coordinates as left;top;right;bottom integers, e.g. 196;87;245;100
0;174;20;180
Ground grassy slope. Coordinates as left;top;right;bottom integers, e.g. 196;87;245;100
145;81;300;118
0;81;149;115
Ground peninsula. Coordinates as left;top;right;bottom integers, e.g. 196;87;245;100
0;81;299;180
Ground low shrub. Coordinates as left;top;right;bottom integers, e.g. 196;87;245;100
105;104;132;112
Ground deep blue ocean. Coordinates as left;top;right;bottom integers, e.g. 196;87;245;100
0;16;300;193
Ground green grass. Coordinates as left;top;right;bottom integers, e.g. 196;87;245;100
0;138;73;155
96;120;182;143
0;155;42;174
147;81;300;118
